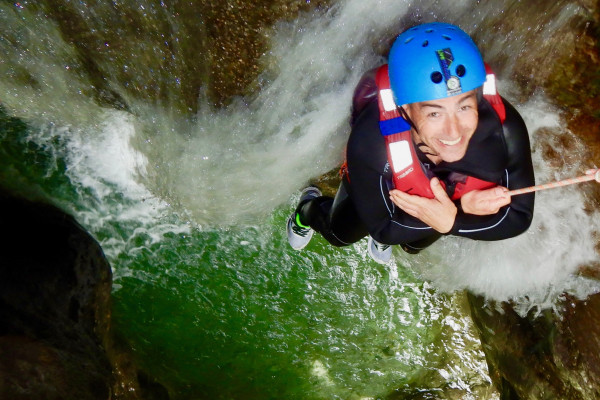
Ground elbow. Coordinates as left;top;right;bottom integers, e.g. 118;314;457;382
518;212;534;235
502;209;534;240
512;201;535;237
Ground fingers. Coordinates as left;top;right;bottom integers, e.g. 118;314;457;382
389;189;421;216
430;178;450;203
390;180;457;233
493;186;509;197
585;168;600;182
461;186;511;215
489;195;511;212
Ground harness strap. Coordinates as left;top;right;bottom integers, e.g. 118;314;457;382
375;65;407;131
375;65;437;197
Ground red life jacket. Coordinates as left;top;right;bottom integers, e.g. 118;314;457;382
375;63;506;200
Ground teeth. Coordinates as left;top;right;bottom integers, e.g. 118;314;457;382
439;137;461;146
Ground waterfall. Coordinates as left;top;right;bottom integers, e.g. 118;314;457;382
1;0;598;398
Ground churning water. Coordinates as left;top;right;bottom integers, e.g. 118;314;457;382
1;0;598;398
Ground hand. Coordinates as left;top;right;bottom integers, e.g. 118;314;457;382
460;186;511;215
389;178;457;233
586;168;600;182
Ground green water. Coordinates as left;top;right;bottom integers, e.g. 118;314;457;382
0;107;493;398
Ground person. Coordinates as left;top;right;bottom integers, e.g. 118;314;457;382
286;22;535;263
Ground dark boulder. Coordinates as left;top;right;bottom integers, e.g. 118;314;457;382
0;189;113;399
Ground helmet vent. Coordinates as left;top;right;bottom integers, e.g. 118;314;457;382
404;37;414;44
430;71;443;83
442;34;452;40
456;64;466;77
422;40;429;47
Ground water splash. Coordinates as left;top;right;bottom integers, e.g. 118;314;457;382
0;0;480;226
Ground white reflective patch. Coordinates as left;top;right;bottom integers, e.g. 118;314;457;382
389;140;412;173
483;73;496;95
380;89;397;112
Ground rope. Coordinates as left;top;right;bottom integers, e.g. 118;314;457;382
508;169;600;196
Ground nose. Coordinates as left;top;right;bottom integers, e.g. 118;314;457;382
446;113;460;138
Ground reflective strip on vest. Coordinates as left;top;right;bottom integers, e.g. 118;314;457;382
388;140;413;173
379;89;397;112
483;73;496;96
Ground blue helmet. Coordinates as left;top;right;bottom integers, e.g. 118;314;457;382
388;22;486;106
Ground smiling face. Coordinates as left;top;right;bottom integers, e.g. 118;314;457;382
402;90;479;164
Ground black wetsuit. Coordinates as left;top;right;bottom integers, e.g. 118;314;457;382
297;69;535;251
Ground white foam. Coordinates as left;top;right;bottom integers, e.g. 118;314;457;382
20;111;189;261
0;0;489;226
122;0;479;226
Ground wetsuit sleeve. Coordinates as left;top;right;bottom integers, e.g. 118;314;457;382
346;101;438;245
448;98;535;240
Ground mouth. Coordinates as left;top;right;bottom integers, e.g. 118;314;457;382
439;137;461;146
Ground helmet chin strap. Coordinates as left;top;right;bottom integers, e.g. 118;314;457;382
398;106;440;159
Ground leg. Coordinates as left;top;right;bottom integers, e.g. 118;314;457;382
297;182;368;247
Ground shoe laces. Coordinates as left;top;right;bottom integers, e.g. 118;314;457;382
373;241;390;252
292;222;311;237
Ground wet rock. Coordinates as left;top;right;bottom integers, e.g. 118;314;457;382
469;292;600;399
0;190;170;399
0;190;113;399
35;0;331;113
